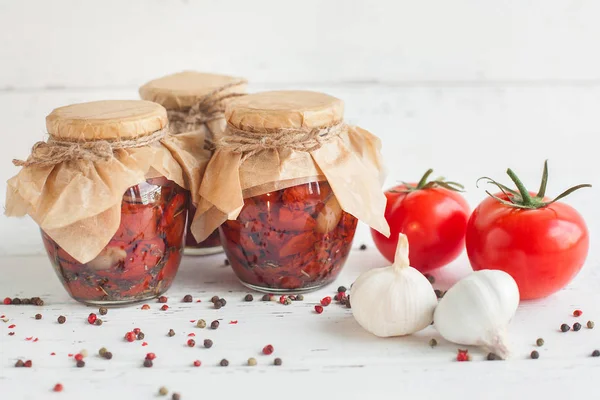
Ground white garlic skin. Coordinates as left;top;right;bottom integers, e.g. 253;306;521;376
351;234;438;337
433;270;519;358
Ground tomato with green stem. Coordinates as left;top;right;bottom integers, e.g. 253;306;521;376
371;169;470;272
466;161;591;300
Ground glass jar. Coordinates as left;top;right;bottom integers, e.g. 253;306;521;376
184;199;223;256
220;181;357;293
42;177;188;305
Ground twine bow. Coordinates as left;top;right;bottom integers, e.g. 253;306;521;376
217;123;346;162
167;80;247;134
12;128;169;168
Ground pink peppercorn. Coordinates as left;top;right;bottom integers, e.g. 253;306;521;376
141;304;150;310
53;383;63;392
87;313;97;325
193;360;201;367
74;354;83;362
315;305;324;314
125;332;136;342
187;339;195;347
158;296;168;303
262;344;274;355
320;297;332;306
133;328;141;335
456;349;469;362
160;305;169;311
3;297;12;305
574;309;583;317
145;353;156;360
24;360;32;368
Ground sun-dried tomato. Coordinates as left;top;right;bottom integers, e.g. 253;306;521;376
220;181;357;291
42;178;188;305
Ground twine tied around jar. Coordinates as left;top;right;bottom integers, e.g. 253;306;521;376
217;122;347;162
166;80;248;135
12;127;169;168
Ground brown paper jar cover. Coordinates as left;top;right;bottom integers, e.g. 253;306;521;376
5;100;188;263
191;90;390;242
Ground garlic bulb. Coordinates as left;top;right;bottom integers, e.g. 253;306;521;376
351;234;438;337
434;270;519;359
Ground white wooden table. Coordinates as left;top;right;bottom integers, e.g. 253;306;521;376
1;244;600;400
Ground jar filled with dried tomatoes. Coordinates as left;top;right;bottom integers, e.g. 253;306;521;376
192;91;390;293
140;71;247;256
6;100;192;305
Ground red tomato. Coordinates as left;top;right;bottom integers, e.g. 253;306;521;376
466;192;589;300
371;175;470;272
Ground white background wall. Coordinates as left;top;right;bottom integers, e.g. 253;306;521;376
0;0;598;260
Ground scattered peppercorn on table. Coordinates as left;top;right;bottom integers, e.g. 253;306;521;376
2;246;600;400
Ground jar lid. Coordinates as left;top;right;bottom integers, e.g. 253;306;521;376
139;71;247;110
226;91;344;132
46;100;168;141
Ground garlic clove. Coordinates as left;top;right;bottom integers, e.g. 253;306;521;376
433;270;519;359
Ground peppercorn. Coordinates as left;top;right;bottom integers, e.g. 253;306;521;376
168;329;175;337
146;353;156;360
224;258;230;266
15;360;24;367
137;332;145;340
204;339;213;348
487;353;498;361
183;294;193;303
125;331;136;342
53;383;63;392
143;359;153;368
434;289;444;299
34;298;44;306
274;358;282;366
337;286;347;293
262;344;274;355
104;352;113;360
99;347;107;357
211;320;220;329
425;274;435;284
592;350;600;357
220;359;229;366
187;339;195;347
248;357;257;366
560;323;570;332
172;393;181;400
530;350;539;359
588;321;595;329
211;296;220;303
22;298;31;305
283;298;292;305
429;338;437;348
321;296;332;306
159;387;168;396
296;294;304;301
536;338;544;347
219;298;227;306
57;315;66;324
87;313;97;325
158;296;168;303
160;305;169;311
359;244;367;250
23;360;32;368
196;319;206;328
244;294;253;302
12;298;21;305
314;305;324;314
76;360;85;368
573;309;583;317
95;319;103;326
35;313;42;320
74;353;84;362
262;294;270;301
456;349;469;362
214;301;222;310
141;304;150;310
573;322;582;331
3;297;11;305
346;296;351;308
99;307;108;315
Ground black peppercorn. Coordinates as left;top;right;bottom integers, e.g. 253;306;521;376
144;359;153;368
530;350;539;359
219;298;227;306
95;319;103;326
104;352;113;360
99;307;108;315
573;322;582;331
35;314;42;320
15;360;24;367
536;338;544;347
57;315;66;324
560;323;570;332
434;289;444;299
211;320;219;329
76;360;86;368
12;298;21;305
592;350;600;357
224;259;230;266
137;332;145;340
296;294;304;301
22;298;31;305
262;294;271;301
359;244;367;250
220;359;229;367
274;358;282;366
172;393;181;400
168;329;175;337
425;274;435;284
214;301;222;310
210;296;220;303
33;298;44;306
183;295;193;303
203;339;213;348
244;294;253;302
337;286;347;293
487;353;498;361
429;338;438;348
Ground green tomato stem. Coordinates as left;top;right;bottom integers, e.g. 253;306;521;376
506;168;534;206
